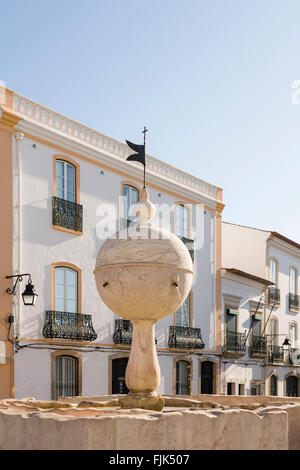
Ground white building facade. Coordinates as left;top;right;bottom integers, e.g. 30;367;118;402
0;89;224;400
222;223;300;397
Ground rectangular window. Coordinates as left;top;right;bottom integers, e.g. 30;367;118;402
226;311;237;333
251;382;262;396
123;185;139;221
175;295;190;327
290;268;297;295
269;260;277;285
176;204;189;239
55;355;78;400
56;160;76;203
290;324;296;349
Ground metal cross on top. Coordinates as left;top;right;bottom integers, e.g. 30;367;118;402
126;127;148;188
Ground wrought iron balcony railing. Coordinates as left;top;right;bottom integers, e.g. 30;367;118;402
168;325;205;350
43;310;97;341
268;286;280;305
249;335;267;356
224;331;246;355
180;237;194;262
289;293;300;311
113;319;133;345
268;345;284;363
52;196;83;232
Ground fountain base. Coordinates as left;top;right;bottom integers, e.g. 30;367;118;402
119;391;165;412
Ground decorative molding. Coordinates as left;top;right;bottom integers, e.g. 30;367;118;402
223;293;242;308
9;91;221;205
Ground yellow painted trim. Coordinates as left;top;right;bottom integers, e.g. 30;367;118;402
0;124;14;398
52;225;83;237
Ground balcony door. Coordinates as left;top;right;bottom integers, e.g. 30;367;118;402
55;267;78;313
123;185;139;222
176;360;190;395
175;295;190;327
286;376;298;397
201;361;214;394
55;355;79;400
176;204;189;239
270;375;277;396
56;159;76;202
112;358;129;394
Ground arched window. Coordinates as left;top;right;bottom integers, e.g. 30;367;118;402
55;266;78;313
286;376;298;397
175;294;191;327
201;361;214;394
176;360;190;395
112;358;129;394
122;184;139;222
55;355;79;399
270;375;277;396
56;159;76;202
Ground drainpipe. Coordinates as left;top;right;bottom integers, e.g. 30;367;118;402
14;132;24;339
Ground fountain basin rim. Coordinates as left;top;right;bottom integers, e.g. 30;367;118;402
94;262;194;274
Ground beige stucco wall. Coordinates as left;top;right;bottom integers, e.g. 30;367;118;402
0;397;290;450
222;223;270;278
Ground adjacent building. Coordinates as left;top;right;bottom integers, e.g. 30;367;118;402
222;223;300;397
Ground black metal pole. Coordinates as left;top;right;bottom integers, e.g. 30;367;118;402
142;126;147;189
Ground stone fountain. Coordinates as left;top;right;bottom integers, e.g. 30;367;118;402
94;188;193;411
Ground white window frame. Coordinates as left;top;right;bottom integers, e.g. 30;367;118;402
55;267;78;313
56;160;76;203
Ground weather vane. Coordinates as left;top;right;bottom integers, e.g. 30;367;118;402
126;126;148;188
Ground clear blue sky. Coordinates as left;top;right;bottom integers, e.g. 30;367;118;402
1;0;300;242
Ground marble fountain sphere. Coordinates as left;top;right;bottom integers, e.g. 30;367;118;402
94;189;194;411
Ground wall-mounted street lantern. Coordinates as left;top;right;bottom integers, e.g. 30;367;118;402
6;273;38;306
282;337;290;348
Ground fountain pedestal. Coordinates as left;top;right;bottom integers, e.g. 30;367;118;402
94;189;194;411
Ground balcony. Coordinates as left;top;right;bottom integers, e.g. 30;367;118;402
168;325;205;350
52;196;83;233
249;335;267;357
268;286;280;306
224;331;246;356
113;319;133;345
268;345;284;363
43;311;97;341
289;294;300;312
180;237;194;262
